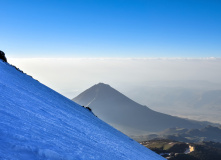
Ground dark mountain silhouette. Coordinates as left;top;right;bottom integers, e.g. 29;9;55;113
0;50;7;62
73;83;210;136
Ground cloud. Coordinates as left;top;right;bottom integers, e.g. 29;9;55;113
8;58;221;98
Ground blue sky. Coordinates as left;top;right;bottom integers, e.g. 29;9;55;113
1;0;221;58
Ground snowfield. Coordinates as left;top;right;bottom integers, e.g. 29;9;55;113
0;60;164;160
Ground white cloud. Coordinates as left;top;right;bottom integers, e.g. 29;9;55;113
8;58;221;98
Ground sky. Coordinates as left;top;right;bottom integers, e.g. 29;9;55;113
1;0;221;58
1;0;221;122
1;0;221;97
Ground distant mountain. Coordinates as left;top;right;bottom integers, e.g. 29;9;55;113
0;60;164;159
73;83;211;136
137;125;221;143
122;83;221;124
161;126;221;143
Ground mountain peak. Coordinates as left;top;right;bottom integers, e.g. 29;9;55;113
96;82;110;87
74;83;140;108
73;83;210;136
97;82;108;85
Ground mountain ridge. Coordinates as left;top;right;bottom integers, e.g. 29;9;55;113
73;83;213;136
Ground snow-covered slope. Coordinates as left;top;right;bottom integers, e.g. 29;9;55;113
0;60;164;160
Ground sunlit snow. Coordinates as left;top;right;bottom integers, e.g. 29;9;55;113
0;60;164;159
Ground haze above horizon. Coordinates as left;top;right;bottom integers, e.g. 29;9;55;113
1;0;221;58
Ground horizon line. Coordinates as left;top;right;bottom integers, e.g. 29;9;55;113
8;57;221;60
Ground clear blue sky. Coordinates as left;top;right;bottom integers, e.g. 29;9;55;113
1;0;221;58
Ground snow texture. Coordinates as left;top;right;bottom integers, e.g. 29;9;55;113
0;60;164;160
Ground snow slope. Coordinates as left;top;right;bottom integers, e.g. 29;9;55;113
0;60;164;160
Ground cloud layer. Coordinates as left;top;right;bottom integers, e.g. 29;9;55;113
8;58;221;98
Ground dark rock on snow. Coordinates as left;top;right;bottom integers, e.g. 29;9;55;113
0;50;7;62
